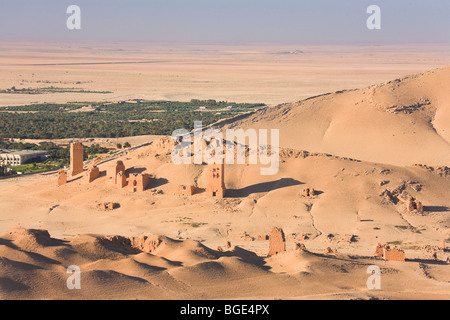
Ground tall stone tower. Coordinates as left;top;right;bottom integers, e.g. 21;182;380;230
69;142;84;177
206;163;226;198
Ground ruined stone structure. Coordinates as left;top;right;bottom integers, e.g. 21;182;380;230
129;173;150;192
117;172;127;189
206;163;226;198
87;166;100;183
268;227;286;256
406;197;424;214
69;142;84;176
294;243;307;251
383;248;406;261
178;185;196;196
323;247;337;255
374;243;390;258
57;170;67;186
302;188;316;197
150;136;177;155
416;201;424;213
96;202;119;211
108;161;126;185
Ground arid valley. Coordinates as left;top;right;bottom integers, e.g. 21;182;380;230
0;42;449;300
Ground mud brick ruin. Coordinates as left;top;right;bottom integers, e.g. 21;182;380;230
87;166;100;183
150;136;177;155
57;169;67;186
383;248;406;261
268;227;286;256
108;161;126;185
206;163;226;198
117;172;127;189
129;173;150;192
374;243;389;258
407;197;424;214
323;247;338;255
439;240;446;251
178;185;196;196
96;202;118;211
374;243;405;261
302;188;316;197
69;142;84;177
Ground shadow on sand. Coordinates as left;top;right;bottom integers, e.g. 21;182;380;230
226;178;303;198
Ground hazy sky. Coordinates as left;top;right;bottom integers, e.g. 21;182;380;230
0;0;449;43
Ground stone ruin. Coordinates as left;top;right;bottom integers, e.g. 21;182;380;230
374;243;405;261
268;227;286;256
323;247;338;255
108;160;126;185
57;169;67;186
178;185;196;196
206;163;226;198
69;142;84;177
406;197;424;214
86;157;101;183
439;240;446;251
129;173;150;192
96;202;119;211
302;188;316;197
149;136;177;155
117;172;127;189
294;242;308;251
383;248;406;262
87;166;100;183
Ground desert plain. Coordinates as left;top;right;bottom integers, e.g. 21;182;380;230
0;42;449;300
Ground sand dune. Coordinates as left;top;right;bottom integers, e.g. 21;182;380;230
216;65;450;166
0;228;448;300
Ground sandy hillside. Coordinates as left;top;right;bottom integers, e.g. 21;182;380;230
215;65;450;166
0;138;449;299
0;228;448;300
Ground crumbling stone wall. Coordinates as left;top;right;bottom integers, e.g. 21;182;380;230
57;170;67;186
87;166;100;183
117;172;127;188
406;197;424;214
108;161;126;184
383;248;406;261
268;227;286;256
302;188;316;197
178;185;196;196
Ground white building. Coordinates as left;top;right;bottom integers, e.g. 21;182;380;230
0;150;49;166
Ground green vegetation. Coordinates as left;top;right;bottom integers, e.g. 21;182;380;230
0;140;116;174
0;100;265;139
395;225;409;230
10;160;63;174
388;241;403;246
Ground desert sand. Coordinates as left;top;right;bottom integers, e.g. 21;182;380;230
2;42;450;106
0;43;449;300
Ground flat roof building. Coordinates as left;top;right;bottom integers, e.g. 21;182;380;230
0;150;49;166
